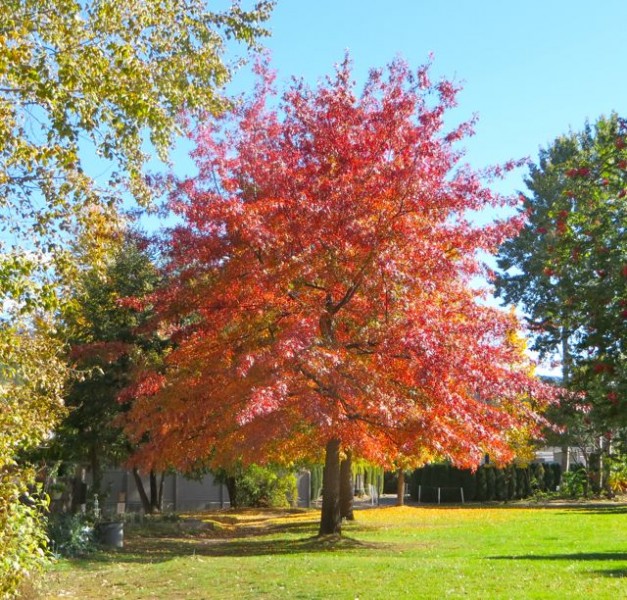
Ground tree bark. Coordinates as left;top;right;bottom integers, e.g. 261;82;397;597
319;438;341;536
89;443;102;498
149;470;161;512
157;471;165;510
224;475;238;508
396;469;405;506
339;450;354;521
132;467;152;514
70;465;87;513
560;446;570;473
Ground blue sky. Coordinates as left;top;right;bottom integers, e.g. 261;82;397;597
220;0;627;199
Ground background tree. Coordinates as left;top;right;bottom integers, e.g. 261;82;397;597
122;57;555;535
496;115;627;486
0;0;273;322
47;234;166;512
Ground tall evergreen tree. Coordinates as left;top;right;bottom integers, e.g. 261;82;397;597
496;115;627;478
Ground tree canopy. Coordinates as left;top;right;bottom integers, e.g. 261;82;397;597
121;58;555;534
0;0;273;233
0;0;273;319
46;235;163;494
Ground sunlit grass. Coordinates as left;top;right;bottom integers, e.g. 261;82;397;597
43;504;627;599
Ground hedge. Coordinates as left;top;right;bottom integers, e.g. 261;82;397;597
410;462;562;503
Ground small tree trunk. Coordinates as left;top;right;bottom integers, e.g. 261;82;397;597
132;467;152;514
89;443;102;498
149;470;161;513
396;469;405;506
340;450;354;521
154;471;165;511
319;438;341;536
224;476;238;508
70;466;87;514
560;446;570;473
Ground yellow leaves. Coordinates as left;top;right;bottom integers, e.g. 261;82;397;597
0;325;67;469
505;425;537;467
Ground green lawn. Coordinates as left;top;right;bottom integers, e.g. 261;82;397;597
42;503;627;599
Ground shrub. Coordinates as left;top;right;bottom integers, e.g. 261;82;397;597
550;463;562;491
310;465;323;502
410;463;551;503
495;468;507;501
46;513;96;558
529;463;545;493
235;465;297;508
475;467;487;501
375;467;385;496
543;463;554;491
607;455;627;494
505;466;516;500
409;469;421;500
560;466;588;498
461;468;477;502
360;466;368;493
0;477;50;599
383;471;397;494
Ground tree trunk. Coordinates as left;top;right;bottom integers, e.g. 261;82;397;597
319;438;341;536
598;435;612;494
132;467;152;514
70;465;87;513
89;443;102;498
224;475;238;508
339;450;354;521
396;469;405;506
157;471;165;510
149;470;161;512
560;446;570;473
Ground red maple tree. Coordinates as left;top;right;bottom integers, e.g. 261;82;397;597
122;58;555;534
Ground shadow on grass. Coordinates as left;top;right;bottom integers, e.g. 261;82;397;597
591;568;627;578
488;552;627;579
489;552;627;561
554;505;627;516
66;515;386;569
72;535;382;567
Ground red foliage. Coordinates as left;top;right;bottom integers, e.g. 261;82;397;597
70;341;132;364
565;167;591;178
122;57;556;473
116;296;146;311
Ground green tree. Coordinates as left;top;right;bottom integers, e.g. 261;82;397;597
51;235;165;507
496;115;627;482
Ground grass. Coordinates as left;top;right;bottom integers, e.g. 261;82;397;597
42;503;627;599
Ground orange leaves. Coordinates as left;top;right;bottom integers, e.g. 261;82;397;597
121;56;556;474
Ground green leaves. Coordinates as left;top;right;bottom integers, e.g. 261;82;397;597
0;0;273;299
496;114;627;430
